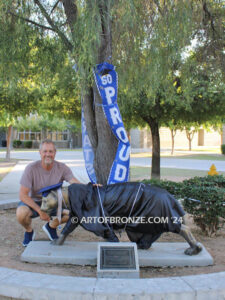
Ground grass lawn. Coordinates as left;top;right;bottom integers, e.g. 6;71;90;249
131;152;225;161
0;159;18;182
166;154;225;161
130;166;225;182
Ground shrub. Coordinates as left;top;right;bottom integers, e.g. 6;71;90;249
24;140;32;148
142;179;183;198
221;144;225;155
142;176;225;236
183;175;225;188
13;140;22;148
182;176;225;236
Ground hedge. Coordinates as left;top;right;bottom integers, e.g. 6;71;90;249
142;175;225;236
13;140;22;148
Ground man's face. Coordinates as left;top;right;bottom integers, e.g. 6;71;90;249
39;143;56;166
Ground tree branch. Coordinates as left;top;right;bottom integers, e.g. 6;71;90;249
33;0;73;51
51;0;61;15
153;0;163;16
8;10;55;32
61;0;78;38
202;0;216;36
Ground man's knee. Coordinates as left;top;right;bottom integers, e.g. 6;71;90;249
16;205;32;223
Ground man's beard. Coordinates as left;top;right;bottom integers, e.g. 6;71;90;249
44;157;53;165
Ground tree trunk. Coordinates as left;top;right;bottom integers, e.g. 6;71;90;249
170;129;176;155
92;0;118;184
186;131;192;151
6;125;12;161
149;120;160;179
63;0;118;184
189;138;192;151
186;129;195;151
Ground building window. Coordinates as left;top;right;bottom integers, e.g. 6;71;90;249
17;130;69;141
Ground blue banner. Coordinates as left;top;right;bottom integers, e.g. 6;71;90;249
93;62;130;184
81;106;97;183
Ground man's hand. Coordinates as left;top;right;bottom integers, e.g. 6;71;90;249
39;211;51;221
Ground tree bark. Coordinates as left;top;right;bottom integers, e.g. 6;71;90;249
189;138;192;151
170;129;176;155
149;120;160;179
186;129;195;151
6;125;12;161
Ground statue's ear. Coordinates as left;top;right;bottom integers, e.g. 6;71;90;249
50;190;58;199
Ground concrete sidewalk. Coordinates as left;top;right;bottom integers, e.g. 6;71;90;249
0;266;225;299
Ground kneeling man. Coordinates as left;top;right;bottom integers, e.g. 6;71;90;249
16;139;81;246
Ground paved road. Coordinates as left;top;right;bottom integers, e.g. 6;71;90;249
0;150;224;171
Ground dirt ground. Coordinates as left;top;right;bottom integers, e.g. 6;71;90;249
0;160;224;278
0;208;224;278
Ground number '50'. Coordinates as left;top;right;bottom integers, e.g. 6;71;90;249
101;74;112;85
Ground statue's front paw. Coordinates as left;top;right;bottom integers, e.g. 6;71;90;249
50;239;60;245
107;235;119;242
106;232;119;242
50;238;64;246
184;243;202;255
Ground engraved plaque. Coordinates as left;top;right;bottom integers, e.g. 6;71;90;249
100;246;136;269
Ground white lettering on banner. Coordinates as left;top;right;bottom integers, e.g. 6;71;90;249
101;74;112;85
109;107;122;125
83;135;92;147
105;87;115;105
116;127;129;143
115;164;127;181
84;148;92;161
82;119;87;133
119;145;130;161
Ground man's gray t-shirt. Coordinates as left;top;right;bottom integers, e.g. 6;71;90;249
20;160;74;202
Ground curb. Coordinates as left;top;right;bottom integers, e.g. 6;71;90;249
0;267;224;299
0;199;19;210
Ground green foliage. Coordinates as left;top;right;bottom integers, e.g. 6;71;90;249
114;0;225;133
23;140;32;148
142;178;183;198
182;175;225;189
142;175;225;236
182;176;225;236
221;144;225;155
15;114;80;133
13;140;22;148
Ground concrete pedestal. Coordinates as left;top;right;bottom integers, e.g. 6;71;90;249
21;241;213;267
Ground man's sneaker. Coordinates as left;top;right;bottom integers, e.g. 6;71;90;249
42;223;58;241
22;230;35;247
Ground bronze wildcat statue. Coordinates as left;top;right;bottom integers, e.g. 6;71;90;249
41;182;202;256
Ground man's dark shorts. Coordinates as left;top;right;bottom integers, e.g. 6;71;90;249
17;201;57;218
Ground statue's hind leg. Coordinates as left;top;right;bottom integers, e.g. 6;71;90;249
179;224;202;255
126;231;161;250
137;233;162;249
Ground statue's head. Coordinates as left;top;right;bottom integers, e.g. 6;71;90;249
41;190;58;215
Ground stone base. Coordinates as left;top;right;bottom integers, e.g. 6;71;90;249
21;241;213;267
